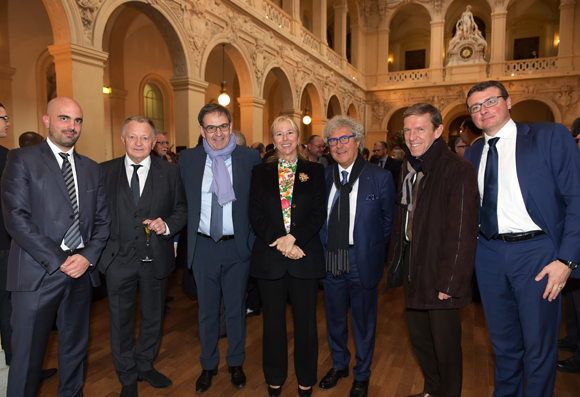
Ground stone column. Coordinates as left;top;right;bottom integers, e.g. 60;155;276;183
310;117;326;138
170;77;208;149
238;97;266;145
283;0;301;36
430;19;445;82
48;43;109;163
334;1;348;58
558;0;575;71
376;27;390;85
489;11;508;78
350;23;364;70
108;88;128;159
312;0;328;44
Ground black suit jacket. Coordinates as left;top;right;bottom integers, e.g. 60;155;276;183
98;156;187;279
376;156;402;190
0;145;11;250
1;140;110;291
249;159;326;280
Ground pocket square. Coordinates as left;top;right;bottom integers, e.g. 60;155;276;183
366;194;377;201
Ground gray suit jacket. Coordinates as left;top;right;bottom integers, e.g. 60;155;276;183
179;145;262;267
1;140;110;291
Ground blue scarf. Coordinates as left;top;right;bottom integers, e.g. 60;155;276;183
203;135;237;206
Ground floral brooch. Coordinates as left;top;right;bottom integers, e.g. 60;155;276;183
299;173;309;182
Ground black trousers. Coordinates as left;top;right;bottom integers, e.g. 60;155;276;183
403;243;463;397
0;249;12;365
563;277;580;359
105;256;168;386
257;273;319;387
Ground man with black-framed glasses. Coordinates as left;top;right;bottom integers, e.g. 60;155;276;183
179;103;261;394
464;81;580;397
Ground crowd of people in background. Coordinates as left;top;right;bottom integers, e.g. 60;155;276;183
0;79;579;397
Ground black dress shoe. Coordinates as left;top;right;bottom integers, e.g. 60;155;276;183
558;337;577;352
350;379;369;397
298;386;313;397
558;356;580;373
196;369;218;393
268;385;282;397
319;367;349;389
138;368;172;388
39;368;58;382
228;366;246;388
120;382;138;397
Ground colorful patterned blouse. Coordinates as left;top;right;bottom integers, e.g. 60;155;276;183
278;158;298;234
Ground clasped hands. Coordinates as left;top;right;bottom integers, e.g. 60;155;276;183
269;234;305;260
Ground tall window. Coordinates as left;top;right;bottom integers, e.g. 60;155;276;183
143;82;164;131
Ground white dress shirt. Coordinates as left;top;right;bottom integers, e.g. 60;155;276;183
327;163;358;245
46;138;85;250
198;155;235;236
478;119;540;233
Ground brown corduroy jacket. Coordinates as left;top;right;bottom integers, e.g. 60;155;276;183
386;139;480;310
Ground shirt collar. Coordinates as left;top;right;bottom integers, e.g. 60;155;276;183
124;154;151;171
485;118;516;143
46;137;74;158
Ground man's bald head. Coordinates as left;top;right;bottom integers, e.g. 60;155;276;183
43;97;84;152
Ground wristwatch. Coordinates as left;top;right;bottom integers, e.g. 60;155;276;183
558;258;579;270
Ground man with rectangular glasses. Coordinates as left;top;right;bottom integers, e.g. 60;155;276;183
464;80;580;397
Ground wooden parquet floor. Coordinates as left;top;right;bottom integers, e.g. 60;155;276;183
36;269;580;396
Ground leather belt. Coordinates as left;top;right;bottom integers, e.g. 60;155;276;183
492;230;545;243
197;232;235;243
64;248;82;256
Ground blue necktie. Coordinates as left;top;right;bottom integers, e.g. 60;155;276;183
59;153;81;250
379;160;384;168
480;138;499;239
331;170;349;210
130;164;142;205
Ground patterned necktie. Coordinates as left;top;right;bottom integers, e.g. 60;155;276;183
210;193;223;242
131;164;142;205
59;153;81;250
331;170;349;211
480;138;500;239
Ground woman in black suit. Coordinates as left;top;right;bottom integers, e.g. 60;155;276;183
249;116;326;397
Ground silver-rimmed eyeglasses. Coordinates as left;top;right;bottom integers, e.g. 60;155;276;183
468;96;506;114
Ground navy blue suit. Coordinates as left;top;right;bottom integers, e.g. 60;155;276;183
1;140;110;396
319;161;395;380
179;145;261;369
464;121;580;396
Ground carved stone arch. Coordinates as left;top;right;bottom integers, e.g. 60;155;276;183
261;63;295;109
201;36;255;98
299;81;324;121
511;96;561;123
385;1;433;27
347;102;359;120
327;94;343;118
35;49;56;135
441;100;470;140
441;99;468;121
93;0;190;77
40;0;76;44
381;104;408;131
346;0;360;25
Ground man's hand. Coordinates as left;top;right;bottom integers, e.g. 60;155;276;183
143;218;166;235
286;245;306;260
438;292;451;300
60;254;90;278
535;260;573;301
269;234;296;256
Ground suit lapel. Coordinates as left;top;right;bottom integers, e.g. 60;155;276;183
515;122;532;206
40;143;71;209
354;163;369;228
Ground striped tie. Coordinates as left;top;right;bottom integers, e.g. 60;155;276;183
59;153;81;250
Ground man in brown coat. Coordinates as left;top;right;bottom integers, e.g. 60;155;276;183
386;103;479;397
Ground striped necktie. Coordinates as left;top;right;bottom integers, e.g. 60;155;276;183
59;153;81;250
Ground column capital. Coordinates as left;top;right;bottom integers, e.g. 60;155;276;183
430;20;445;28
491;11;508;19
48;43;108;68
170;77;208;93
237;97;267;108
109;88;128;100
0;65;16;80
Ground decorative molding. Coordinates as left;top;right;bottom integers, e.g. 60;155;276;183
75;0;105;42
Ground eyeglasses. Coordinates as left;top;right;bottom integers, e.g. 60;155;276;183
156;141;169;146
468;96;506;114
0;116;8;122
456;145;468;149
311;144;326;149
203;123;230;133
372;149;384;153
327;135;356;147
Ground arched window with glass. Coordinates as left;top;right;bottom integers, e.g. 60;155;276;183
143;82;164;131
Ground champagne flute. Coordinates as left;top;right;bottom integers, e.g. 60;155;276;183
142;220;153;262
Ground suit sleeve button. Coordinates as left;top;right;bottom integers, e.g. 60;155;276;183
292;204;296;208
70;215;74;219
292;222;296;226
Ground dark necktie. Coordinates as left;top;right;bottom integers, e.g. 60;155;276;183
331;170;349;211
131;164;142;205
379;160;384;168
210;193;223;242
480;138;500;239
59;153;81;250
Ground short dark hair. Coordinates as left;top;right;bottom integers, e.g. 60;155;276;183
307;134;322;144
376;141;388;150
266;143;274;151
466;81;509;106
572;117;580;138
461;118;482;136
362;148;370;158
198;103;231;127
403;103;442;131
19;131;44;148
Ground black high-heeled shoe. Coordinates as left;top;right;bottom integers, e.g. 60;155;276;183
268;385;282;397
298;386;312;397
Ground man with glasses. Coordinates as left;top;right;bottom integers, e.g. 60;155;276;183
454;137;468;157
306;135;329;166
373;141;402;189
152;130;169;161
179;103;261;393
318;116;395;397
464;81;580;397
